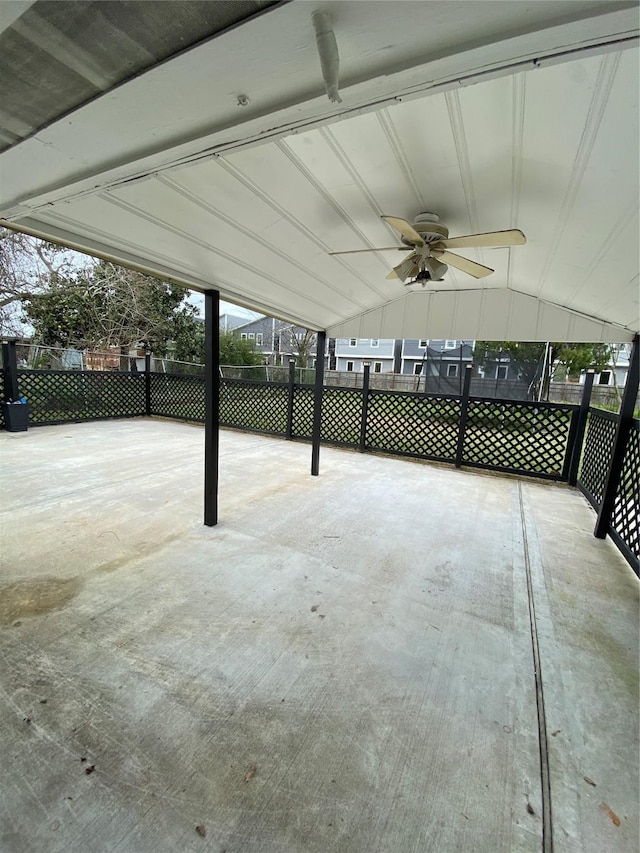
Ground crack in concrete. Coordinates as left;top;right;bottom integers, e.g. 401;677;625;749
519;481;553;853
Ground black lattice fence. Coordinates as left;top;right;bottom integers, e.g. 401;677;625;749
462;398;577;478
609;422;640;566
321;388;362;447
219;378;289;436
149;373;205;422
5;362;637;570
291;385;314;439
578;409;618;507
366;391;460;461
16;370;145;424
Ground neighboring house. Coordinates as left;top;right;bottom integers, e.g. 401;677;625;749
584;342;632;388
219;312;251;332
331;337;526;395
335;338;487;380
401;339;476;380
334;338;395;373
233;316;317;367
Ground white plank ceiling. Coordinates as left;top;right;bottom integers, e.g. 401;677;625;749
1;0;638;341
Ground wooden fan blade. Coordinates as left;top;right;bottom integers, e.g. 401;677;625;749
381;215;424;246
432;249;494;278
329;246;406;255
440;229;526;249
388;253;420;282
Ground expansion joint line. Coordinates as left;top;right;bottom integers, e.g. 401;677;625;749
518;482;553;853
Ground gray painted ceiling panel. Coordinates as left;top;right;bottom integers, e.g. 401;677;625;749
0;0;278;152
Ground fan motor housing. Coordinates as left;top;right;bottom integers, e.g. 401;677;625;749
403;212;449;246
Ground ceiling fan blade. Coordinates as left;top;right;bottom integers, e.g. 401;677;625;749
440;229;526;249
381;215;424;246
387;253;420;282
329;246;406;255
431;249;494;278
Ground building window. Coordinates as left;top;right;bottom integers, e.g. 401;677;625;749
240;333;247;340
447;364;459;378
371;339;379;347
496;365;508;380
419;340;427;348
445;340;457;349
346;361;354;371
413;364;423;375
349;338;357;347
256;333;263;345
374;362;382;373
248;333;255;339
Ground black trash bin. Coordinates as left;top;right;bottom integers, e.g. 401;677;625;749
2;402;29;432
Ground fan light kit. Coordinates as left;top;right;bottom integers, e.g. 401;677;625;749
330;212;526;285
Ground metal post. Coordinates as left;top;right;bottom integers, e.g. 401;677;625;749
455;364;473;468
595;333;639;539
567;370;595;486
204;290;220;527
2;340;19;400
393;339;403;374
311;330;326;476
423;343;430;394
144;352;152;416
286;358;296;439
360;362;370;452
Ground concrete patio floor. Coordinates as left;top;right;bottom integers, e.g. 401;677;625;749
0;419;638;853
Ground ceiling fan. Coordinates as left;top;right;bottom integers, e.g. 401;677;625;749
329;213;526;284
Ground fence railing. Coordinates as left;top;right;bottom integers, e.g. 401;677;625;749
10;367;579;480
577;408;639;570
2;345;637;573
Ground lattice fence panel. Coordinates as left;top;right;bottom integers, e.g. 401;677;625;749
150;374;205;421
367;392;460;460
578;409;618;505
610;422;640;563
219;379;288;435
463;400;575;477
292;386;314;439
321;388;362;446
17;370;145;424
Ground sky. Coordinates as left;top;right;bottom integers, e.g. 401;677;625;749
186;291;261;321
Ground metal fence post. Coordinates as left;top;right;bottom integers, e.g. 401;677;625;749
286;359;296;439
567;370;595;486
311;331;326;476
360;362;370;452
2;340;19;401
204;290;220;526
144;352;152;416
595;333;639;539
455;364;473;468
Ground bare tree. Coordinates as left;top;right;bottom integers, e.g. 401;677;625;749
0;228;79;335
276;322;316;367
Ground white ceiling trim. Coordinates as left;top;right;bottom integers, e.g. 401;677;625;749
326;288;636;343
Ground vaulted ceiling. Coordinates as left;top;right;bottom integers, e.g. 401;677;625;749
0;0;638;341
